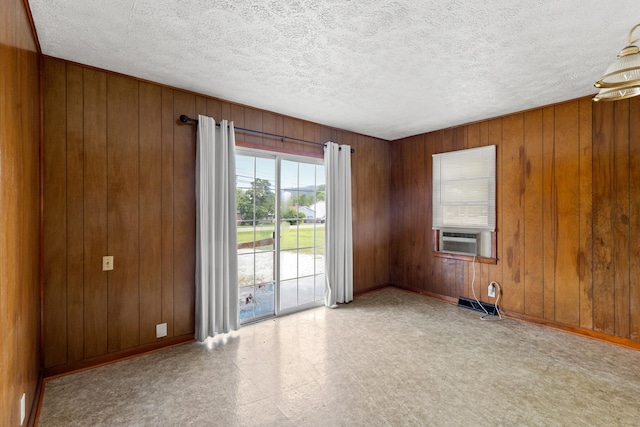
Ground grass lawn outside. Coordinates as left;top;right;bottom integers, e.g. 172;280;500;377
237;223;324;254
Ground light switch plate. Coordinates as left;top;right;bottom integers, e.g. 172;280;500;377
20;393;25;425
156;323;167;338
102;256;114;271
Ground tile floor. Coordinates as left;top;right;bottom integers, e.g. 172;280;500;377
39;287;640;426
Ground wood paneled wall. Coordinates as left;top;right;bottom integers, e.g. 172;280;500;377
42;57;390;371
0;0;41;424
390;96;640;344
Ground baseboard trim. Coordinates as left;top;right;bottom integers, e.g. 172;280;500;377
390;284;640;352
28;371;44;427
354;283;392;297
391;284;459;304
43;334;195;379
500;310;640;352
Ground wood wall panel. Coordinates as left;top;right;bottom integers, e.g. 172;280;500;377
83;68;108;359
107;74;141;352
542;106;556;321
501;114;525;313
172;91;196;336
261;111;280;148
351;134;367;289
553;101;580;326
578;98;594;330
399;138;413;291
320;125;332;148
409;136;427;291
321;126;390;294
220;101;232;125
389;136;403;287
523;109;544;318
303;121;319;148
196;95;207;119
390;135;427;292
446;258;457;298
592;102;615;335
390;94;640;346
629;96;640;341
0;0;41;423
43;57;390;372
230;103;245;129
351;133;366;290
139;83;163;345
244;108;263;145
424;133;438;295
161;87;175;338
43;58;68;368
373;135;391;290
282;116;305;152
613;100;630;338
66;64;85;362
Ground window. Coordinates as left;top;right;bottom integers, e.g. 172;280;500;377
432;145;496;231
432;145;496;261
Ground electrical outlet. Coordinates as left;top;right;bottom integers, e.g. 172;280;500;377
102;256;114;271
488;284;496;298
156;323;167;338
20;393;25;425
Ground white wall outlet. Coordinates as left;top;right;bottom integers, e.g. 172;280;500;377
156;323;167;338
20;393;25;425
102;256;114;271
488;284;496;298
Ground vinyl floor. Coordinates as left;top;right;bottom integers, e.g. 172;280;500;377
39;287;640;426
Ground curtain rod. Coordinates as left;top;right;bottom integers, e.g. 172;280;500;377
179;115;355;153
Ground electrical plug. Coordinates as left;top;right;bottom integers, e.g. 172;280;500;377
488;283;496;298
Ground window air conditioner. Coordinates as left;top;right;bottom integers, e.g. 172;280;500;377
440;231;479;256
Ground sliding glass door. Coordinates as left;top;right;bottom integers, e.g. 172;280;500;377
279;159;325;311
236;151;325;323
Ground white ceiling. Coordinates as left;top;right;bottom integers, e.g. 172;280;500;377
28;0;639;140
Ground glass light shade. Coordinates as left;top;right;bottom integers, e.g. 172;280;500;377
593;23;640;101
593;84;640;102
594;48;640;88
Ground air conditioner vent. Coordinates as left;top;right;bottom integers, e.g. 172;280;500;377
440;231;479;256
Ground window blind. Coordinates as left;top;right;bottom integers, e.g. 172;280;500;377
432;145;496;231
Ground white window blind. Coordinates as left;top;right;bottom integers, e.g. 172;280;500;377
432;145;496;231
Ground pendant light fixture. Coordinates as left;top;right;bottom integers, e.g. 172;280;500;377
594;23;640;102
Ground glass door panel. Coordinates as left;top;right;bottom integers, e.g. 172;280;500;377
237;155;276;322
278;160;325;312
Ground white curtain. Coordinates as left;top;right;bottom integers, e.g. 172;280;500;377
324;141;353;307
195;114;239;341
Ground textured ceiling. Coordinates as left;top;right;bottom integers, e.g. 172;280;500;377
29;0;639;140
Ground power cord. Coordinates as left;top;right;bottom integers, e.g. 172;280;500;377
484;281;502;321
471;256;502;321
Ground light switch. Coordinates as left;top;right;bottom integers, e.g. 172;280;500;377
102;256;114;271
20;393;25;425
